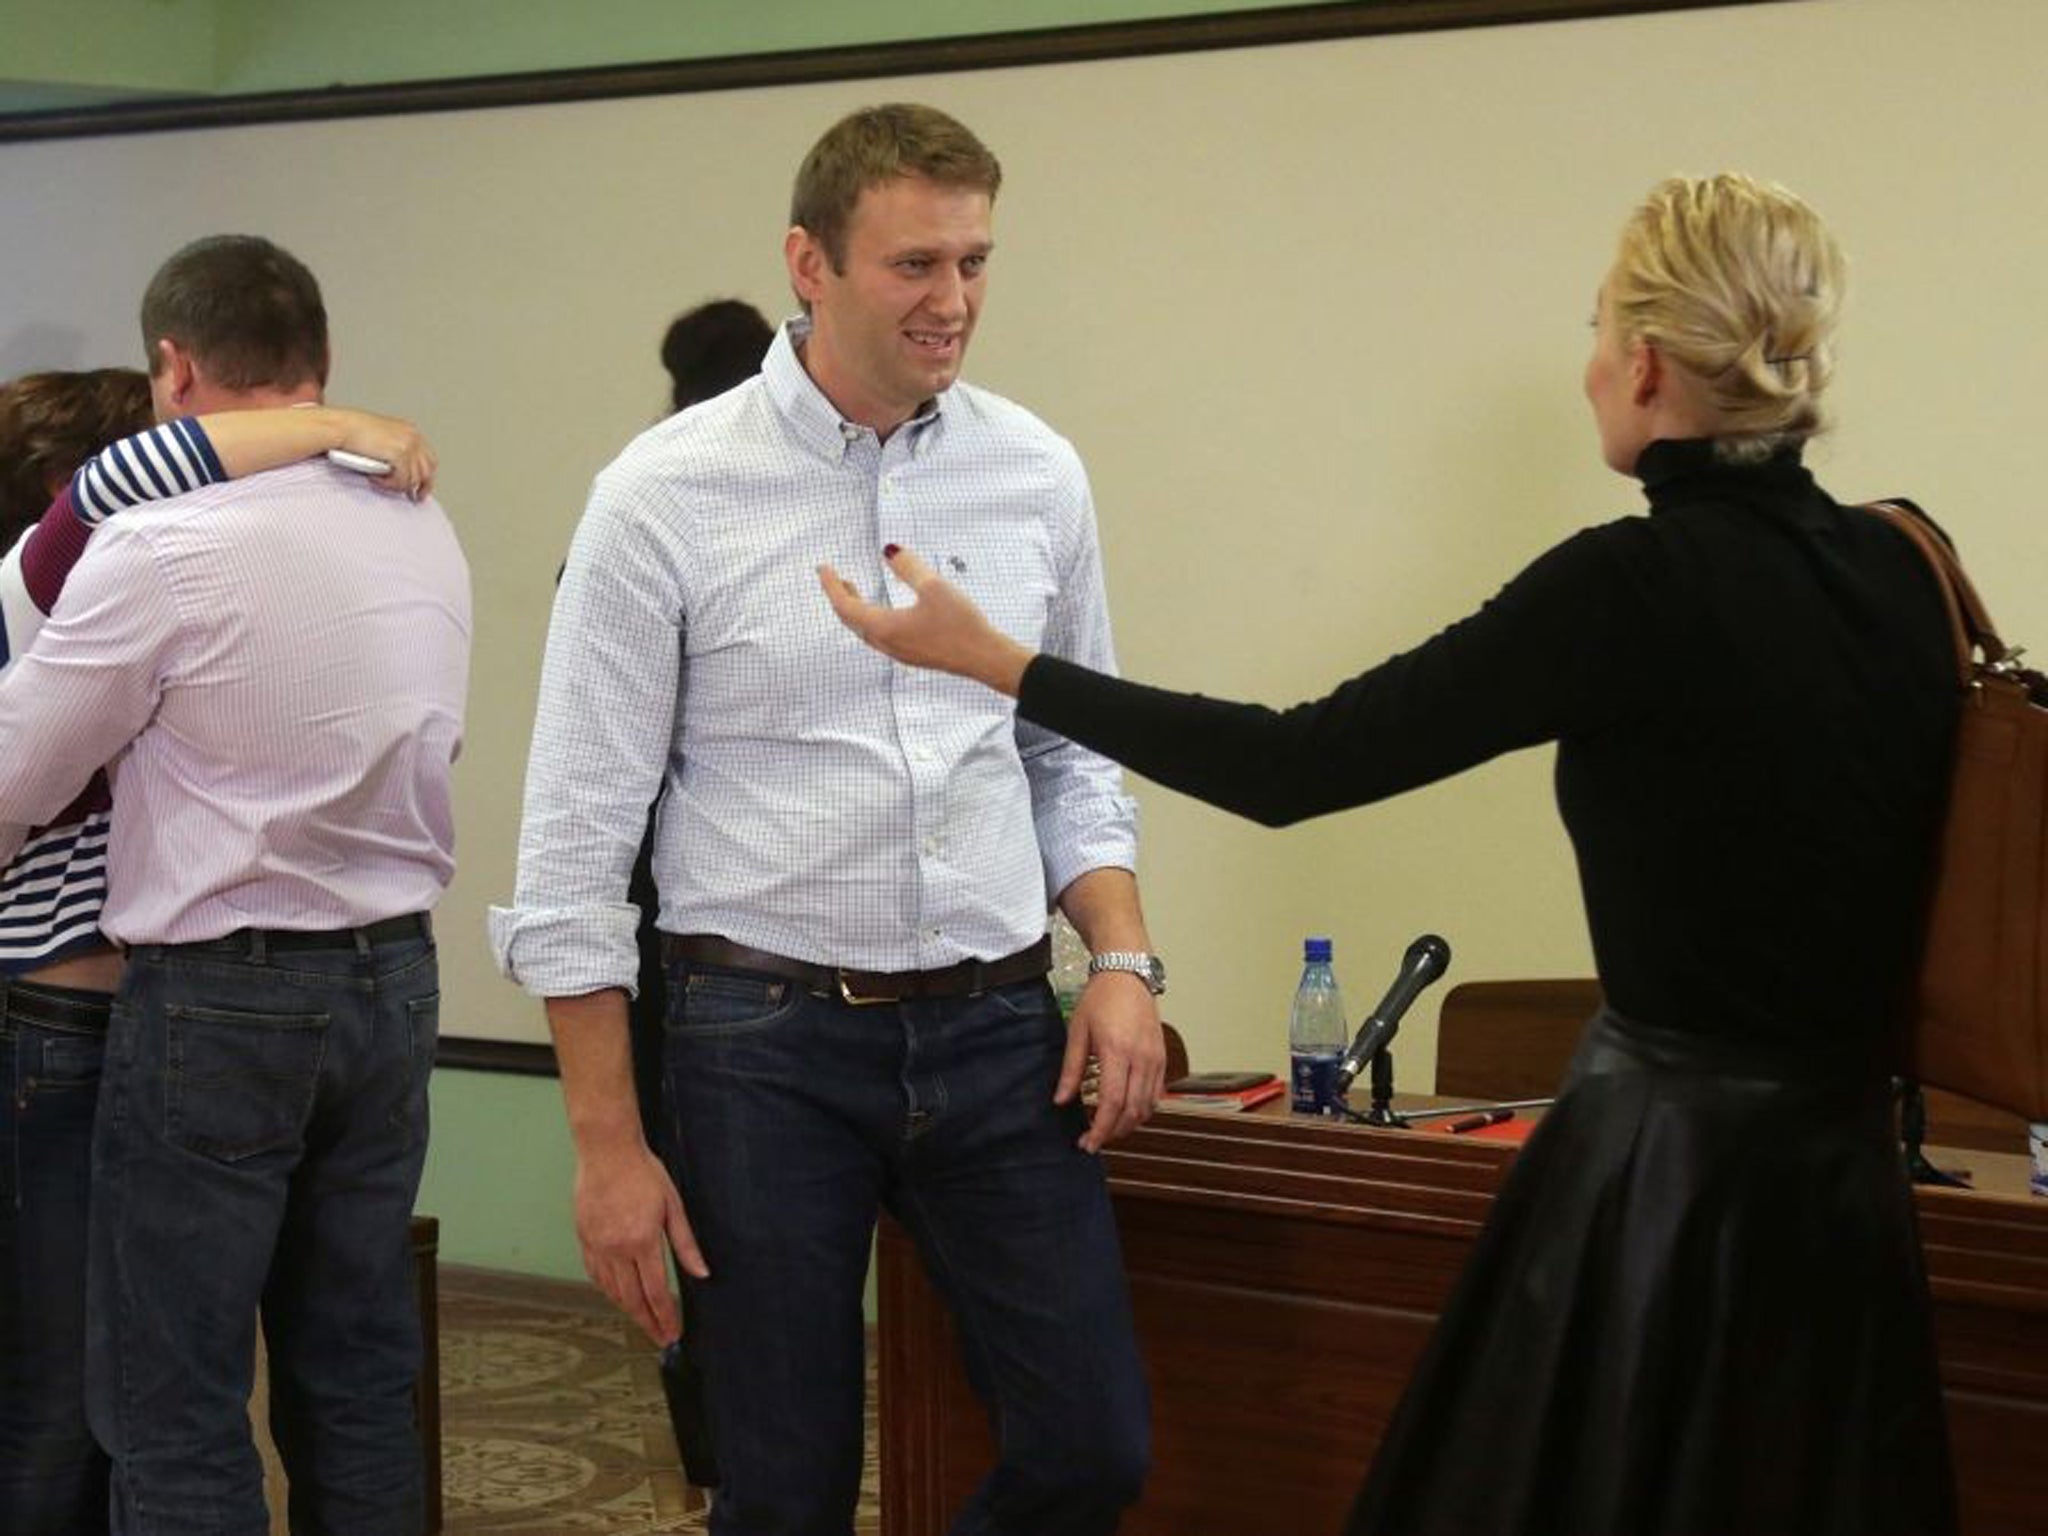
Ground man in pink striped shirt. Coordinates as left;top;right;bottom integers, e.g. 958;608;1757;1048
0;236;471;1536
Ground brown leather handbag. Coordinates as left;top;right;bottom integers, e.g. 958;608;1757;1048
1871;500;2048;1121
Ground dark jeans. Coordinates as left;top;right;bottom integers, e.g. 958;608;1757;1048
87;930;439;1536
1;976;114;1536
665;961;1150;1536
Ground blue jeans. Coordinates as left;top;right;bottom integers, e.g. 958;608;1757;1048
665;962;1150;1536
1;976;114;1536
87;928;439;1536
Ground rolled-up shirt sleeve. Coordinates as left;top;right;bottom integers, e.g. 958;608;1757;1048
0;524;177;827
487;471;686;998
1018;454;1139;901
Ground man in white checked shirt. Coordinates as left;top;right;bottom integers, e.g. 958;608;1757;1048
0;236;470;1536
492;104;1161;1535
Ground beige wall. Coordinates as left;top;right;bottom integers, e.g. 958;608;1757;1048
2;0;2042;1085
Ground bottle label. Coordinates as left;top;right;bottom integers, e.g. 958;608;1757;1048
2030;1122;2048;1198
1290;1050;1342;1116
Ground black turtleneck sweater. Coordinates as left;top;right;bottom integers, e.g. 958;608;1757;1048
1021;440;1958;1044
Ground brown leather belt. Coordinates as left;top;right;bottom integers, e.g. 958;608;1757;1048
660;933;1051;1007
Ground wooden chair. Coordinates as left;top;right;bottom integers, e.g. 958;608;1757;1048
1431;978;2026;1156
1432;978;1598;1101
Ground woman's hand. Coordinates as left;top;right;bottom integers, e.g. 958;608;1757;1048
818;545;1035;696
326;407;437;500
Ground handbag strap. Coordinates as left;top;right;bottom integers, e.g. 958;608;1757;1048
1864;499;2008;685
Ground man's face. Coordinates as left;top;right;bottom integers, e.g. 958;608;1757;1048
789;175;992;435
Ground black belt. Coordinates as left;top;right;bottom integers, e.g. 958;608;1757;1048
0;975;115;1033
173;912;433;957
661;933;1051;1006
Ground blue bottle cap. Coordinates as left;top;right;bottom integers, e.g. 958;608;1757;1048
1303;937;1333;962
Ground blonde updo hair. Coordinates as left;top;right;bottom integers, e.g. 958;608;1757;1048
1608;173;1845;464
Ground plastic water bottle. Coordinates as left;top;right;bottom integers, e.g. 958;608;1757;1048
1289;937;1348;1115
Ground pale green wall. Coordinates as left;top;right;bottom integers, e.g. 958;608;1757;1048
1;0;217;98
2;0;1308;110
216;0;1309;94
418;1069;584;1279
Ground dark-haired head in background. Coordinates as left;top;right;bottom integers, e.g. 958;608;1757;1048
659;300;773;415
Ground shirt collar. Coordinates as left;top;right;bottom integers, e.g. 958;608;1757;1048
763;316;945;462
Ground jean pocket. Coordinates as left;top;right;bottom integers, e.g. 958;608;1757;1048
985;976;1059;1023
670;969;800;1035
165;1004;328;1164
27;1031;107;1094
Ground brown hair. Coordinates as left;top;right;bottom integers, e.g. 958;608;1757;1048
790;104;1002;270
140;234;330;393
1608;173;1845;463
0;368;153;547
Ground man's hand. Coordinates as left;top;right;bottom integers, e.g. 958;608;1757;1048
548;987;706;1347
1057;970;1166;1152
573;1137;708;1347
818;545;1034;696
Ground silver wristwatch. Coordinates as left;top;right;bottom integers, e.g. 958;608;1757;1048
1087;950;1167;996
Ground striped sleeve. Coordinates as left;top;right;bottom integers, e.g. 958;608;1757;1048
70;416;225;525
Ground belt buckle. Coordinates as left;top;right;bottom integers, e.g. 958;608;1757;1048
836;970;895;1007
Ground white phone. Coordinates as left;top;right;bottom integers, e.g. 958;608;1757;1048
327;448;393;475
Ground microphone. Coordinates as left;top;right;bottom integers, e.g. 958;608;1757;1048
1332;934;1451;1095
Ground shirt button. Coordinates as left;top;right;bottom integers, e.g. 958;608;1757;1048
910;745;933;764
925;926;943;941
922;835;941;856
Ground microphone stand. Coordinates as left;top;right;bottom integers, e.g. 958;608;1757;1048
1362;1043;1405;1127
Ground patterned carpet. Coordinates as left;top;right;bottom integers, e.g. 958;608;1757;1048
435;1267;881;1534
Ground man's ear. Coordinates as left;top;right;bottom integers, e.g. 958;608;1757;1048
153;337;197;410
784;225;829;309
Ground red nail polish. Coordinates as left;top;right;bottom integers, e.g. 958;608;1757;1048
883;543;901;559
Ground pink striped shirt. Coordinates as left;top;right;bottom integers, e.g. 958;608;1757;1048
0;459;471;943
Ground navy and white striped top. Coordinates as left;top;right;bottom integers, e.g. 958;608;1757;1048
0;417;224;972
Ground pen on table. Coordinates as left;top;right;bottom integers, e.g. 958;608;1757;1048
1446;1107;1515;1134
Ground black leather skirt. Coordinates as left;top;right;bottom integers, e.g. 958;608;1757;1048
1344;1008;1957;1536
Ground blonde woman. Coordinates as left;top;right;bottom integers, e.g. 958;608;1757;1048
823;175;1959;1535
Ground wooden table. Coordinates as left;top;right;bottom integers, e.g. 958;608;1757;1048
877;1104;2048;1536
